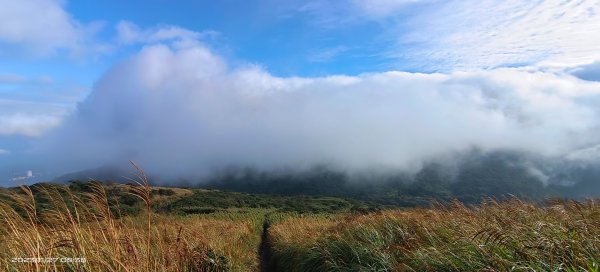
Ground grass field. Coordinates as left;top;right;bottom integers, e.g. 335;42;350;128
0;174;370;272
0;182;270;271
1;180;599;271
268;199;600;271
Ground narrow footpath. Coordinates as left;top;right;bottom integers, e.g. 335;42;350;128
258;218;272;272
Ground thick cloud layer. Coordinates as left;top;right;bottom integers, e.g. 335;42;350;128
44;43;600;179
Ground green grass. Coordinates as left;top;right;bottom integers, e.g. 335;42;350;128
158;189;378;215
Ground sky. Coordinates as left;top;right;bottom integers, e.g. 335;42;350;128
1;0;600;185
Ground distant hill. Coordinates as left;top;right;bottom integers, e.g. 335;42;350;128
200;150;600;204
50;150;600;206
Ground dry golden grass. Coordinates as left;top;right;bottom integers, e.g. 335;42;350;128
269;199;600;271
0;179;264;272
268;215;340;248
3;167;599;272
150;187;194;203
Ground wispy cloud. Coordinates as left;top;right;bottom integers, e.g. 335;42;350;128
396;0;600;71
0;77;86;137
0;149;9;155
307;46;349;63
0;73;54;86
352;0;431;18
116;21;219;45
296;0;426;26
0;73;26;84
286;0;600;72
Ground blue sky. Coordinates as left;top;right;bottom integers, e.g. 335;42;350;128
1;0;600;183
3;0;600;83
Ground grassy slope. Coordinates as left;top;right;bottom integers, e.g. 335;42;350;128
0;182;373;271
2;182;599;271
268;199;600;272
0;183;266;271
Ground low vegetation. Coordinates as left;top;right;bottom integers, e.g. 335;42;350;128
0;176;373;271
268;198;600;271
0;179;271;271
1;173;598;271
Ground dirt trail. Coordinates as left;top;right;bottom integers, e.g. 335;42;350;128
258;219;272;272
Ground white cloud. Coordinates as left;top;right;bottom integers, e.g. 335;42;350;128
399;0;600;71
43;42;600;179
116;21;218;45
0;0;108;57
0;149;9;155
0;71;88;138
0;97;75;137
0;114;63;137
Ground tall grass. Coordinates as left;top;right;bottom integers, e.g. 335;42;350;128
126;160;152;269
269;198;600;272
3;171;599;272
0;179;264;271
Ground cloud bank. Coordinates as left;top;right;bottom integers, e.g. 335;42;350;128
41;42;600;179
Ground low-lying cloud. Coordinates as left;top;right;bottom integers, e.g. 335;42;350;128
42;42;600;180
